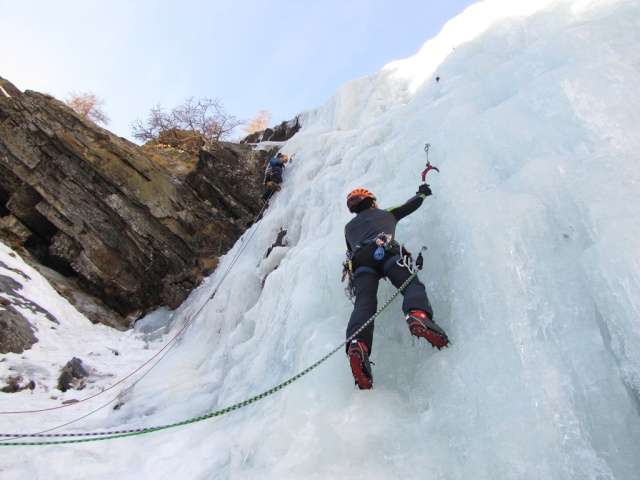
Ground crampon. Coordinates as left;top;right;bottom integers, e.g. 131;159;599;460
348;340;373;390
406;310;450;349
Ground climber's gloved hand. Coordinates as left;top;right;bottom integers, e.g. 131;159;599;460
417;183;432;196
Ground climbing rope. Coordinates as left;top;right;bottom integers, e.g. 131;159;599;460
0;270;418;446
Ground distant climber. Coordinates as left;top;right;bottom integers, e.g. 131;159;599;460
342;186;449;389
259;153;289;206
436;76;440;83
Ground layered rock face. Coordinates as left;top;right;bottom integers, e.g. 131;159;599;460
241;116;301;144
0;77;275;330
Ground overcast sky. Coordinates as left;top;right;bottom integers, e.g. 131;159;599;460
1;0;478;142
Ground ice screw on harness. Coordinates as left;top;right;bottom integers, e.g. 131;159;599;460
415;246;427;270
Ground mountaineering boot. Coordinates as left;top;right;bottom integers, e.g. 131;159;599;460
406;310;450;349
266;181;281;192
348;340;373;390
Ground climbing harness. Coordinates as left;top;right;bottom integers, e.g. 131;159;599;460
342;233;395;302
342;233;428;304
421;143;440;182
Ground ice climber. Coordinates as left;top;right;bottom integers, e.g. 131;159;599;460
342;185;449;389
259;153;289;205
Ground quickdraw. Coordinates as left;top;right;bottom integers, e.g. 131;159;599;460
421;143;440;182
396;245;427;273
342;256;356;303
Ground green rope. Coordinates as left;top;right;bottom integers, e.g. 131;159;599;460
1;271;419;446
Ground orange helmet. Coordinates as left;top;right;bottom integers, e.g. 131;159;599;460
346;188;376;213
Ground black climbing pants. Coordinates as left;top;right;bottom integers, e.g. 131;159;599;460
346;253;432;355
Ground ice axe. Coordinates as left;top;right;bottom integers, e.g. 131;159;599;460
421;143;440;182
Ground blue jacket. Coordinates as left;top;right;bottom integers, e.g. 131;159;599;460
266;156;286;175
264;156;286;183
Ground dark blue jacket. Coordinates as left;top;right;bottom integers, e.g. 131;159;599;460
266;156;286;175
345;194;425;251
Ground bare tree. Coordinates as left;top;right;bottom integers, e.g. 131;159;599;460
242;109;272;137
131;96;244;146
65;91;111;125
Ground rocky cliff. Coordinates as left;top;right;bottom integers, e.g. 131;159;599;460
0;76;284;341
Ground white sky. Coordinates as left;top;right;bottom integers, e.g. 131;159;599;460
1;0;640;478
1;0;477;142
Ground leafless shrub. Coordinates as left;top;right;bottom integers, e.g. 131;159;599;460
65;91;111;125
242;109;272;137
131;96;243;146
